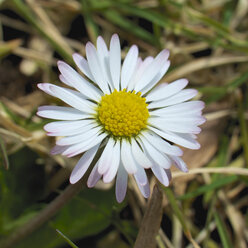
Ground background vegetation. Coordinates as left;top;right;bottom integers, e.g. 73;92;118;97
0;0;248;247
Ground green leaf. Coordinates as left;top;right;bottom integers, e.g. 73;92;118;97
0;147;45;234
214;211;233;248
14;188;125;248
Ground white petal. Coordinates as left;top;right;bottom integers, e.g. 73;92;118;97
134;50;169;92
121;139;137;174
37;106;88;120
109;34;121;90
149;117;201;134
151;163;170;187
103;141;121;183
121;45;138;89
58;61;102;101
69;143;100;184
85;42;110;93
128;57;153;91
135;179;150;198
141;131;183;156
126;57;143;91
62;132;107;157
131;138;153;168
48;126;97;137
115;162;128;203
98;138;116;174
97;36;114;90
72;53;94;81
50;145;69;155
149;126;200;149
149;100;204;112
146;79;188;102
49;85;96;114
38;83;57;97
140;61;170;95
171;156;188;172
44;119;94;133
134;165;148;186
148;89;198;108
138;137;171;169
159;116;206;126
56;126;102;146
87;161;102;188
59;74;73;87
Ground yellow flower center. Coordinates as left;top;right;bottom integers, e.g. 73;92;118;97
97;89;149;138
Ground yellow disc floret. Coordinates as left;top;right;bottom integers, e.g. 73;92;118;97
97;89;149;138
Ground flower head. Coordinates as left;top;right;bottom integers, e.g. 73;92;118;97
37;34;205;202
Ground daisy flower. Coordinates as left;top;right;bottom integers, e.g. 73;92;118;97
37;34;205;203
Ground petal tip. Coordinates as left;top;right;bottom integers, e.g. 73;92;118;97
69;175;78;184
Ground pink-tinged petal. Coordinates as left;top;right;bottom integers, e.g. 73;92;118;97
70;143;100;184
56;126;102;146
109;34;121;90
146;79;188;102
115;162;128;203
50;145;69;155
62;132;107;157
49;85;96;114
38;83;57;97
135;179;150;198
87;161;102;188
37;106;87;120
44;119;94;133
151;163;170;187
121;139;138;174
59;74;72;87
149;126;201;150
121;45;138;89
57;60;102;101
103;141;121;183
171;156;188;172
165;169;172;181
85;42;110;94
131;138;152;169
134;50;169;92
134;165;148;186
72;53;94;81
140;61;170;95
148;89;198;108
97;138;116;174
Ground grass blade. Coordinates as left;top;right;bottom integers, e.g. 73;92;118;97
178;175;238;200
56;229;79;248
10;0;73;62
214;211;233;248
0;136;9;170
